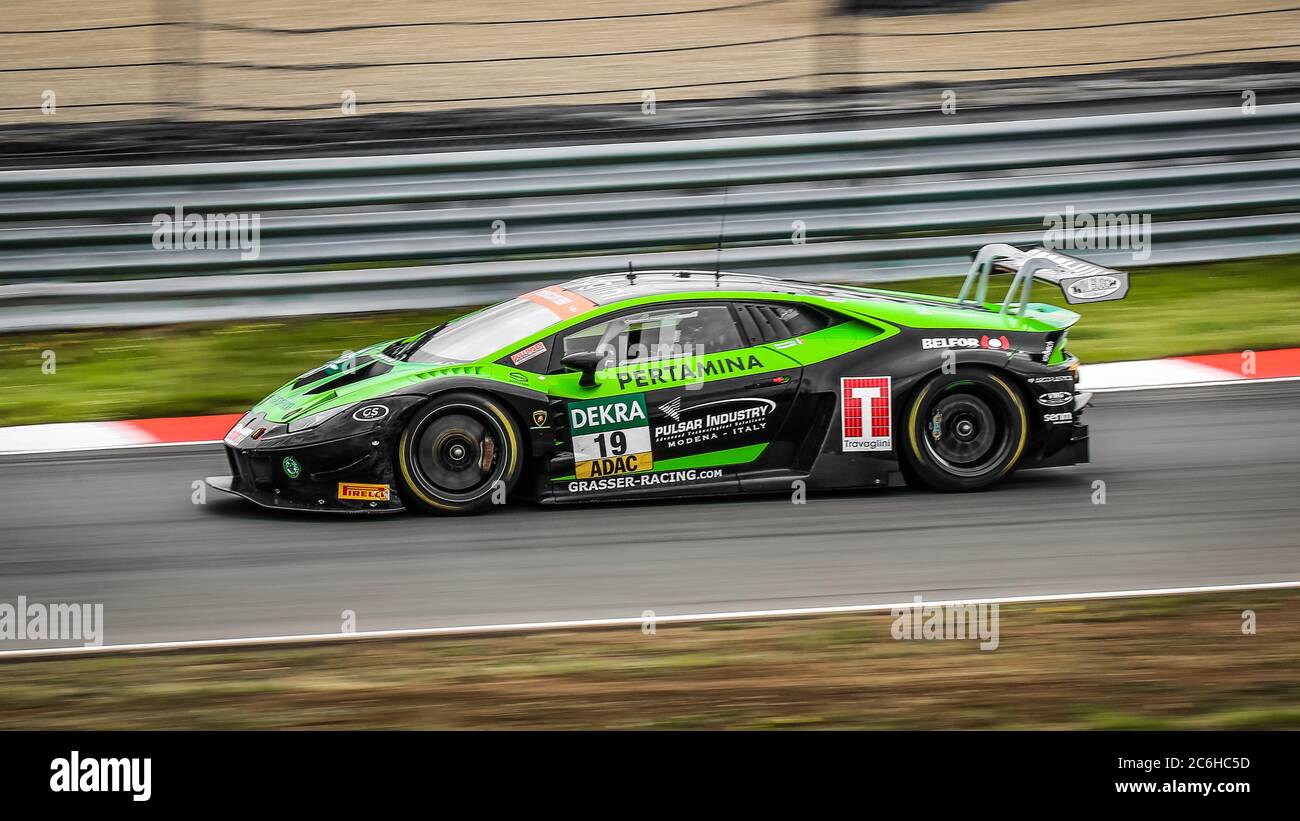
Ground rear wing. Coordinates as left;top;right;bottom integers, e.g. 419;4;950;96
957;244;1130;316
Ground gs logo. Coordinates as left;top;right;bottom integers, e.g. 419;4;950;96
352;404;390;422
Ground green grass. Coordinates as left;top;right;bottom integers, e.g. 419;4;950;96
1;589;1296;730
7;254;1300;425
1;309;464;425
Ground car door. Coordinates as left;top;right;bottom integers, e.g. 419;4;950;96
543;300;802;502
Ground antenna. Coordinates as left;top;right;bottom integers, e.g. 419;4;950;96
714;186;729;284
626;260;636;284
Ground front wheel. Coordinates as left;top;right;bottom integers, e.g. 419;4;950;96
900;369;1027;492
396;392;522;514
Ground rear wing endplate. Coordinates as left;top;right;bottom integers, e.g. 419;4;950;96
957;244;1130;315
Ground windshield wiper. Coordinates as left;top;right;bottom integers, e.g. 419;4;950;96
386;323;446;361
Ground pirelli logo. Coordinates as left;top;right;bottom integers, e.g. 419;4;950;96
338;482;390;501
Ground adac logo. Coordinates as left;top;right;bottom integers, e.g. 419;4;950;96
980;335;1011;350
282;456;302;478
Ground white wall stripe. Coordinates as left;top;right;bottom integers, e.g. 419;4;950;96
2;580;1296;660
0;421;154;454
1077;359;1240;391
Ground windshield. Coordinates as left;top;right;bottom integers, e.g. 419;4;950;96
407;297;560;364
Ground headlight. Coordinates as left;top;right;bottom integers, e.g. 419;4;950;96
287;404;353;433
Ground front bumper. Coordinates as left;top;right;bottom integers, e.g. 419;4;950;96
211;423;409;514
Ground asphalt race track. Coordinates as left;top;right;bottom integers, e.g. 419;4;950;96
2;382;1298;650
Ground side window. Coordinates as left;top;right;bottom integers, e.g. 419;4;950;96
559;304;745;368
742;302;835;343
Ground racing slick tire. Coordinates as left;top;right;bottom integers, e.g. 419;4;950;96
900;368;1028;492
396;392;523;514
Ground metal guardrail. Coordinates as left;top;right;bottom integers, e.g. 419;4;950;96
2;104;1300;330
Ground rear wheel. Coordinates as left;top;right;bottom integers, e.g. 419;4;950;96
396;392;522;514
901;369;1027;492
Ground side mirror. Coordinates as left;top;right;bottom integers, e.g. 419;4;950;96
561;351;606;388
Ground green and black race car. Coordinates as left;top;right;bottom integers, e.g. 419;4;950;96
207;244;1128;515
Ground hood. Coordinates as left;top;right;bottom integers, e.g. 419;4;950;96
251;342;492;424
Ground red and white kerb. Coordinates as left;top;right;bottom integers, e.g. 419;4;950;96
840;376;893;452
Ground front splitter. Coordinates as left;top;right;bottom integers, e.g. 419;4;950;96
204;475;406;515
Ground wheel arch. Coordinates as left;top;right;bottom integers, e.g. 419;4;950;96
895;361;1031;487
391;380;538;513
398;375;544;445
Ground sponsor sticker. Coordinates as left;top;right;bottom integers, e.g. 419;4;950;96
338;482;390;501
654;395;774;450
1037;391;1073;407
841;376;892;452
1065;275;1122;301
568;394;654;478
352;404;389;422
1042;412;1074;425
922;337;978;350
224;423;253;447
614;353;763;390
282;456;302;478
921;335;1010;351
566;468;724;495
522;286;597;319
510;341;547;366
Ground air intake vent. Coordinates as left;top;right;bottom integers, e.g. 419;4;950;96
305;359;394;394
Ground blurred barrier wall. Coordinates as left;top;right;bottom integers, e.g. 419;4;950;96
5;1;1300;125
3;103;1300;330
